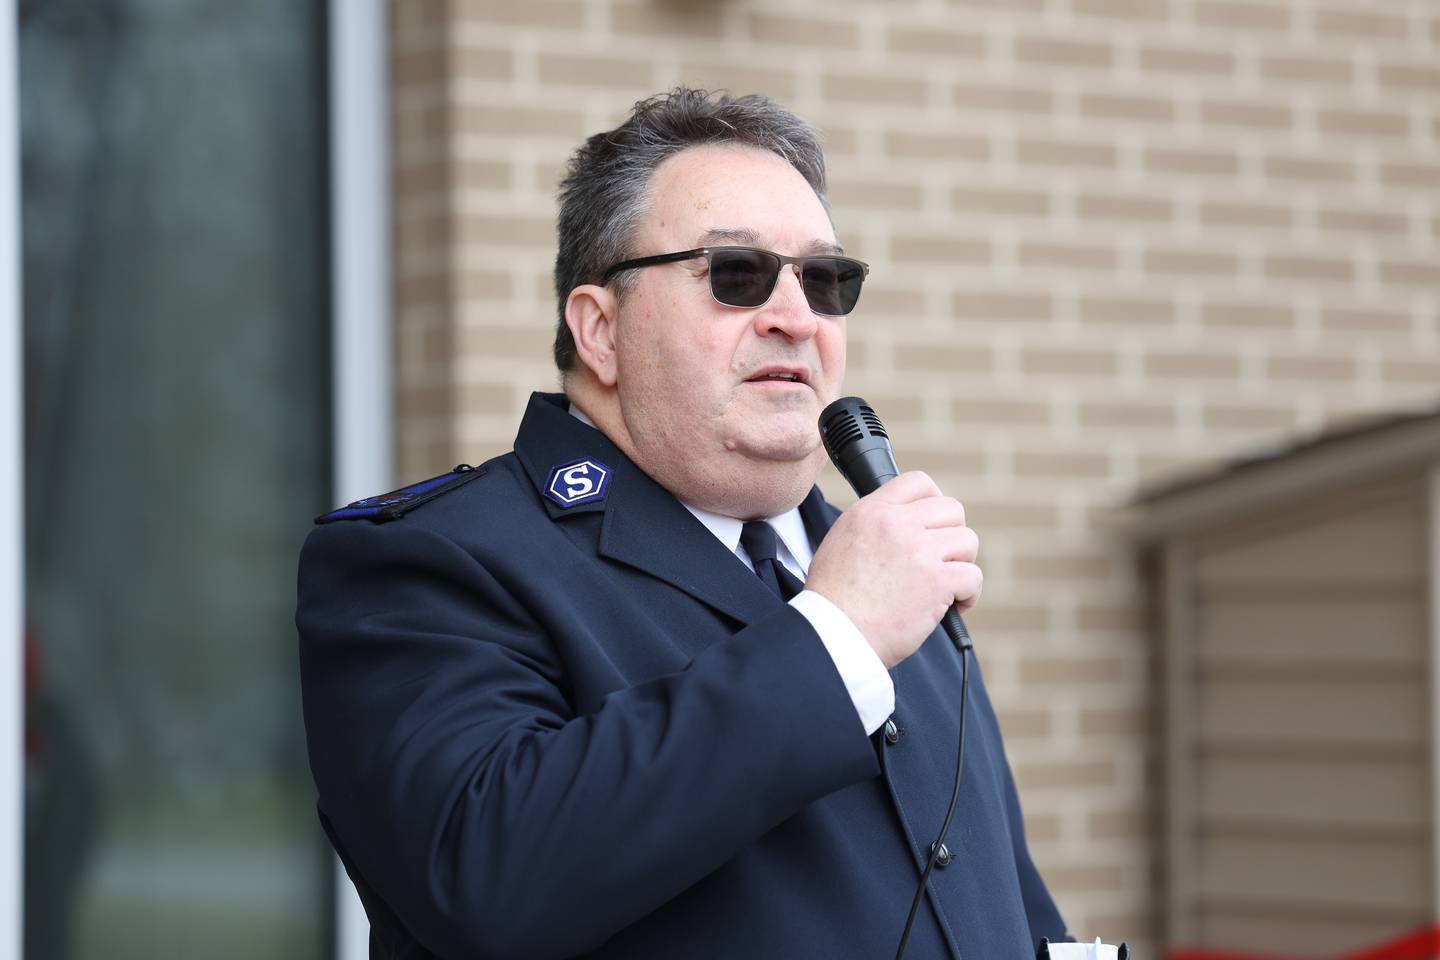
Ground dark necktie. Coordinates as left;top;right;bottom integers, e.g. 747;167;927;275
740;520;805;601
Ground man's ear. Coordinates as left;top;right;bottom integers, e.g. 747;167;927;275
565;284;620;387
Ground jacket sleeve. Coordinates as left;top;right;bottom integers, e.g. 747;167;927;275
297;519;880;960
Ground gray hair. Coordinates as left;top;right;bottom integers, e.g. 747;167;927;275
551;87;829;374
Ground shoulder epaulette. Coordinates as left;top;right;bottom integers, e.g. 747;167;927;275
315;464;485;524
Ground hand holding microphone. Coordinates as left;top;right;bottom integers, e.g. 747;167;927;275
804;397;979;668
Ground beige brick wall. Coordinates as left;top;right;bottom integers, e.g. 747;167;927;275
391;0;1440;951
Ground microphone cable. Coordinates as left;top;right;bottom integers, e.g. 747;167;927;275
816;396;977;960
893;646;969;960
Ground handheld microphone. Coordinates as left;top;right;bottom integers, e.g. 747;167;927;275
818;396;973;652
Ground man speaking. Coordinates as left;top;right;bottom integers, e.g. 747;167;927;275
298;88;1067;959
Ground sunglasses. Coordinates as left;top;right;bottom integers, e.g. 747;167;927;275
600;246;870;316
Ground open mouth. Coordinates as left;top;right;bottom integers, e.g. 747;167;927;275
745;367;809;385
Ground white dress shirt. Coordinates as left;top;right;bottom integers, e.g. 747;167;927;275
568;404;895;735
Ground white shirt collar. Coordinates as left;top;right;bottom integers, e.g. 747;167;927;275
567;400;813;574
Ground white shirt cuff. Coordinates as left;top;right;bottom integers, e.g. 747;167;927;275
789;590;895;736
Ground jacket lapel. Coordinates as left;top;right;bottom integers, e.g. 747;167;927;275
512;392;786;627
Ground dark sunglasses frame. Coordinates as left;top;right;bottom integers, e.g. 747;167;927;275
599;245;870;316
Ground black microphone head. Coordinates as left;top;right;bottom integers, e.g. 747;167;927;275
819;397;900;496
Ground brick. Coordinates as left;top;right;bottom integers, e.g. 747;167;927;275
397;159;456;195
1264;154;1355;185
952;289;1053;321
894;342;995;371
1089;808;1150;839
1044;863;1127;892
822;71;927;106
1260;54;1352;84
1321;307;1410;333
995;709;1055;739
1014;450;1111;477
394;48;449;87
457;380;514;414
1145;146;1239;176
1073;0;1170;20
951;186;1050;217
1079;92;1175;123
1382;357;1440;382
394;0;446;33
1380;162;1440;189
1079;709;1149;736
966;500;1060;530
965;602;1052;630
1140;45;1234;76
1201;99;1291;130
1268;354;1356;380
1017;137;1117;169
1317;207;1407;235
1078;605;1144;631
1078;295;1173;326
818;125;861;155
455;269;512;300
1380;260;1440;286
1025;814;1063;845
950;397;1052;425
890;234;990;265
887;25;986;58
611;3;724;38
1020;654;1123;681
398;271;454;305
1015;760;1118;790
455;0;584;29
457;213;553;248
1203;403;1297;430
1265;254;1354;282
1194;0;1290;31
676;63;799;104
1380;63;1440;92
1145;351;1241;378
885;130;988;160
1022;348;1119;376
857;392;925;423
1318;108;1410;140
952;82;1054;114
829;179;925;210
1078;402;1176;428
857;285;926;315
456;103;586;138
1145;248;1236;276
1200;200;1291;228
1201;302;1292;329
1078;192;1173;222
949;0;1045;8
1020;242;1117;271
1013;36;1114;69
750;12;860;49
901;447;986;476
456;323;550;359
1315;8;1408;40
537;52;653;89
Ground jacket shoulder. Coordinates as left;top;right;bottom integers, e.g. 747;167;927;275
314;454;526;525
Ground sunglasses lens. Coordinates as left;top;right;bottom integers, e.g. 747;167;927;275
709;249;780;308
802;258;865;316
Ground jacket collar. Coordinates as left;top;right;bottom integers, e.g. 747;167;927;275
513;392;838;625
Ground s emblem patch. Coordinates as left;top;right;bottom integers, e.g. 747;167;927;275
544;458;611;508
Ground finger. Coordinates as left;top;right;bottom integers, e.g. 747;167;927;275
900;495;966;530
927;525;979;564
866;470;942;504
943;561;984;610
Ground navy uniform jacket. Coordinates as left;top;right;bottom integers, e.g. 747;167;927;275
297;391;1066;960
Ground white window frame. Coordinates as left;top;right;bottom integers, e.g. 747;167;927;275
0;0;23;957
328;2;391;957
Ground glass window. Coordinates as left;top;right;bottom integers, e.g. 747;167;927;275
21;1;331;957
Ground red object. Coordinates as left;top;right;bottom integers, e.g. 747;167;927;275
1170;927;1440;960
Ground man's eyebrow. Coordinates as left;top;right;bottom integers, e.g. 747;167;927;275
696;228;845;256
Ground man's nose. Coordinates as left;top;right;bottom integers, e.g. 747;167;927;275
755;264;819;340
